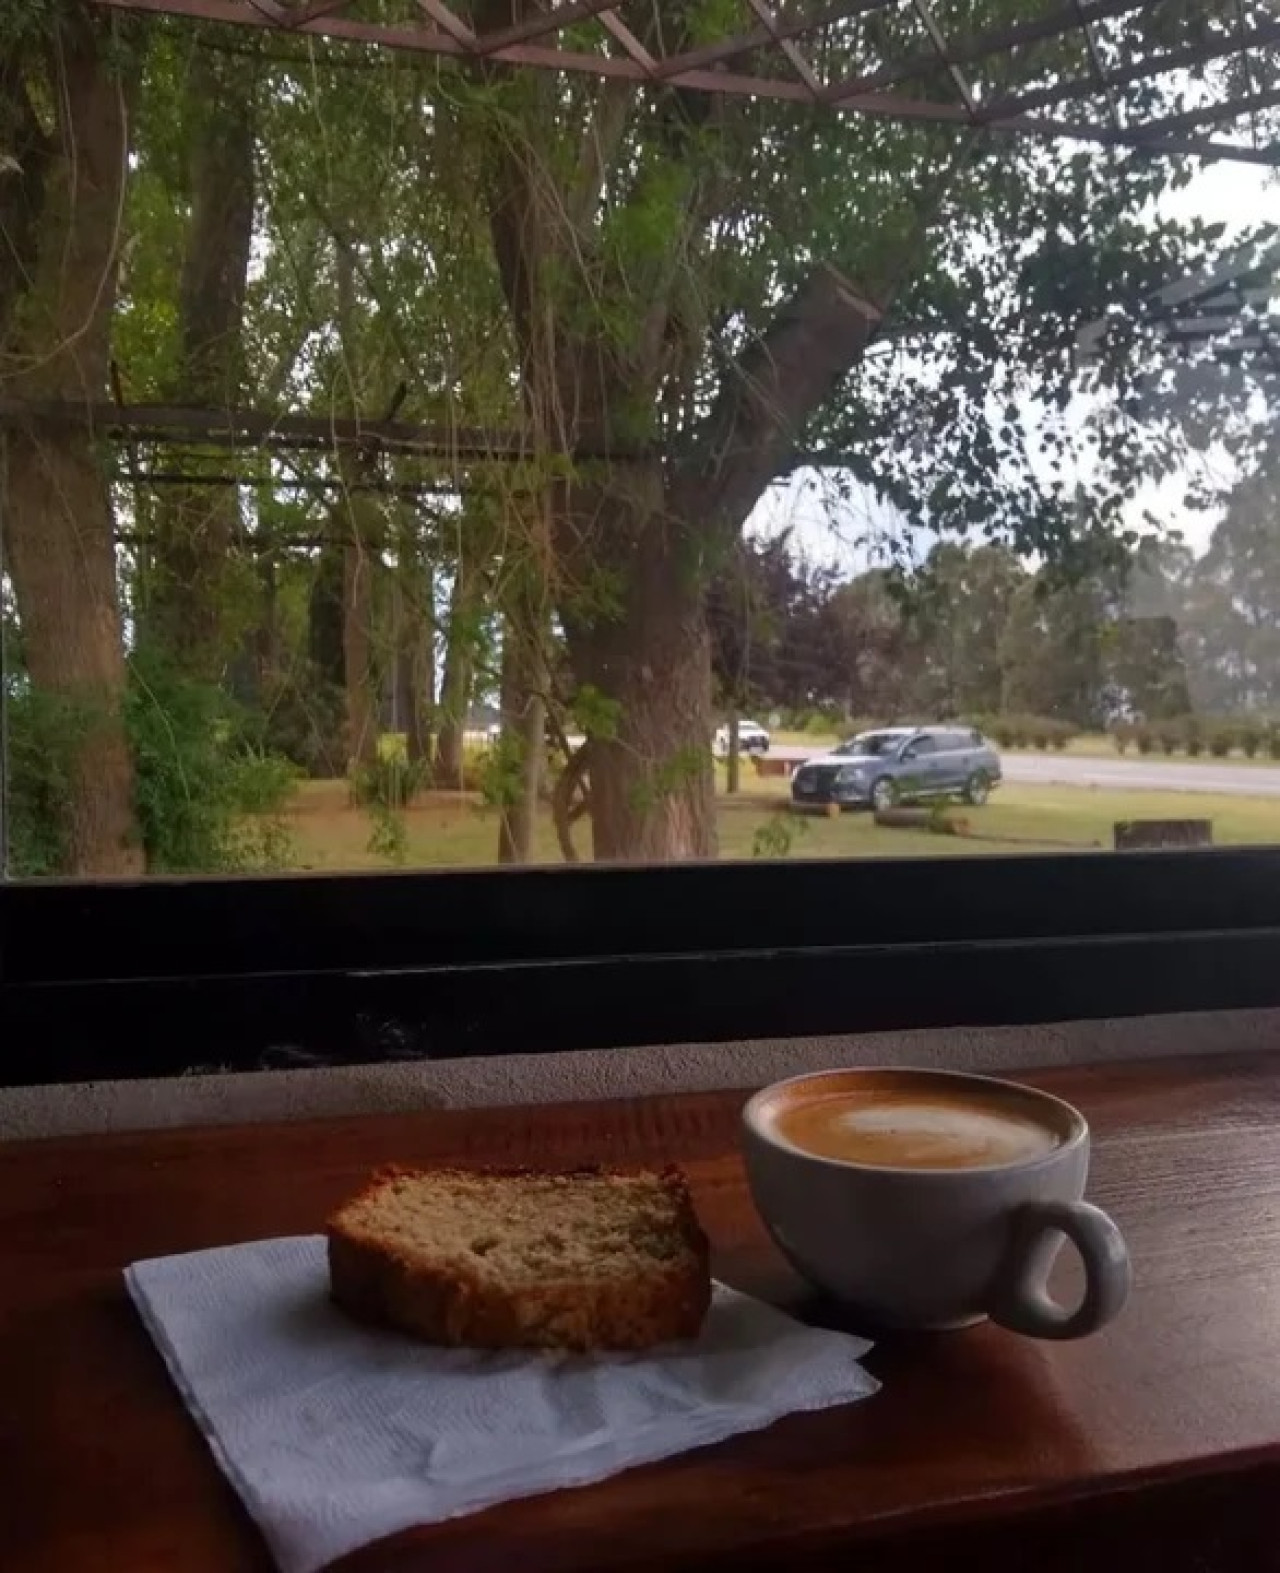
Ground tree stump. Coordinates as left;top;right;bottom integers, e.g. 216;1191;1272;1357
1113;819;1213;851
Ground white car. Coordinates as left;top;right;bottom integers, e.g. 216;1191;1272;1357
713;720;771;758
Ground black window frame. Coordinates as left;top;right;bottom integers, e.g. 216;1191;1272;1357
6;845;1280;1087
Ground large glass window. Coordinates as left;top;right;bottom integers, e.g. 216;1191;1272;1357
3;4;1279;884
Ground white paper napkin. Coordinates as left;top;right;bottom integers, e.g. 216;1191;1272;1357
126;1235;878;1573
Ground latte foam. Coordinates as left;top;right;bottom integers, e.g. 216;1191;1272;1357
770;1090;1062;1170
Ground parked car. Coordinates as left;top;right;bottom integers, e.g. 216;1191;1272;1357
791;726;1001;812
713;719;771;758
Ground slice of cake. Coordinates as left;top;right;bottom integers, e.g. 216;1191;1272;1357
327;1164;711;1351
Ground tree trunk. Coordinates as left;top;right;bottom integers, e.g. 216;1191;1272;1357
309;530;345;690
477;40;885;865
394;511;435;765
339;481;381;771
435;514;487;789
726;706;741;795
1;15;141;876
148;42;257;679
559;463;717;862
496;600;547;864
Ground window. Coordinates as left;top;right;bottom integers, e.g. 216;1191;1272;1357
4;6;1280;1079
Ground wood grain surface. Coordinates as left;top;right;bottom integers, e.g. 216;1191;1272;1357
3;1052;1280;1572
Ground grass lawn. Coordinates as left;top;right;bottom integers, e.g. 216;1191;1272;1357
274;776;1280;873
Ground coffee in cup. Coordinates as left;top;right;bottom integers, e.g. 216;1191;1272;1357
769;1080;1064;1170
743;1068;1130;1339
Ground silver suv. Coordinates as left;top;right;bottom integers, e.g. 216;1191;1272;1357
791;726;1002;813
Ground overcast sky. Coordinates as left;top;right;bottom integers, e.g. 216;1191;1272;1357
748;158;1280;575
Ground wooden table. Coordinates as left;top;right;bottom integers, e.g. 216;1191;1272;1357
4;1052;1280;1573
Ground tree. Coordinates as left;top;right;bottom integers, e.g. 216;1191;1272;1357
1190;462;1280;711
1107;615;1192;720
817;570;915;720
444;3;1238;860
1000;575;1108;726
1;7;142;875
143;33;259;680
907;544;1026;717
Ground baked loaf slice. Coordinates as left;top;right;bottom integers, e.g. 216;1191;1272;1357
327;1164;711;1351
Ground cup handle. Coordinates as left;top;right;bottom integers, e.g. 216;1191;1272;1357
987;1199;1131;1340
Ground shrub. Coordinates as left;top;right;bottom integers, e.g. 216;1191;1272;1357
1157;726;1180;756
804;712;834;738
1240;723;1263;759
225;749;300;814
2;683;80;876
4;651;299;877
258;666;346;778
991;721;1017;749
1111;722;1133;755
1134;725;1154;755
1268;727;1280;761
1048;719;1075;751
349;754;428;810
1207;725;1234;758
128;649;299;873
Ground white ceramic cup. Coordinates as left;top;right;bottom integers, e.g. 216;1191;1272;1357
742;1067;1132;1339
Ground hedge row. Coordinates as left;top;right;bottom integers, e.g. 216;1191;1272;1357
1110;717;1280;760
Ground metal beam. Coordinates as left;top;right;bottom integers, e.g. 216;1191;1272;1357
85;0;1280;169
0;400;641;462
982;15;1280;123
823;0;1152;105
908;0;978;118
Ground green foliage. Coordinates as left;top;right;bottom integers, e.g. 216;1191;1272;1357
349;754;428;810
751;811;809;860
6;649;301;878
126;649;298;873
628;744;708;818
979;714;1076;751
2;685;81;877
570;684;622;743
258;671;347;780
365;799;409;866
477;727;538;812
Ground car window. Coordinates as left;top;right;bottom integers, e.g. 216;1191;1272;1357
833;732;903;758
906;736;936;757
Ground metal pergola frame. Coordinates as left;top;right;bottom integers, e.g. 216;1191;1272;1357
93;0;1280;167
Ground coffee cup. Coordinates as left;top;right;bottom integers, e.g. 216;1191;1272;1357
742;1067;1131;1339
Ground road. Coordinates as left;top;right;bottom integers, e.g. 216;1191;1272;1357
1001;752;1280;798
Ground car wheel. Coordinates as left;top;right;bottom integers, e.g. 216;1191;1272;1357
871;777;897;812
964;770;990;806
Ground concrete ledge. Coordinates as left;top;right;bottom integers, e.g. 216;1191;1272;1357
3;1008;1278;1142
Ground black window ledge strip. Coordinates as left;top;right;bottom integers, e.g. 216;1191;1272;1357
7;845;1280;986
5;926;1280;1087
